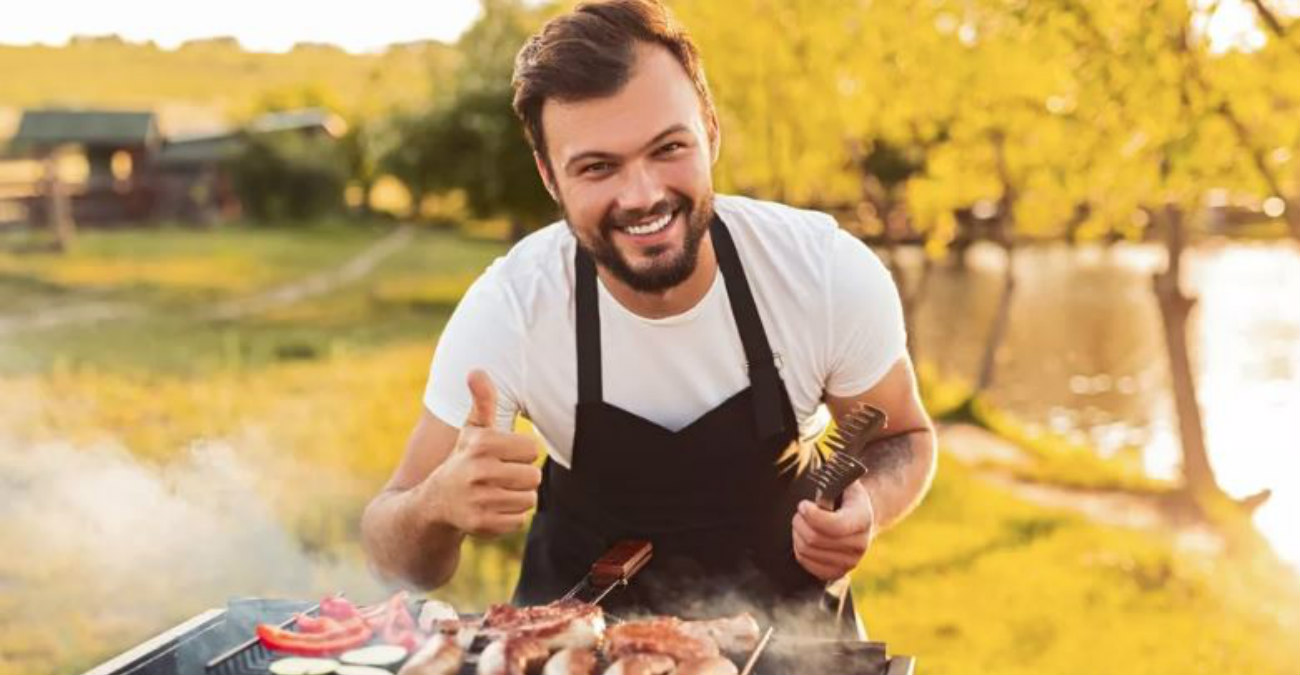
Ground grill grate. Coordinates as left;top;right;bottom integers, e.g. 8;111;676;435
84;599;913;675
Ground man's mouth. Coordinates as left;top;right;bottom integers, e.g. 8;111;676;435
618;209;677;237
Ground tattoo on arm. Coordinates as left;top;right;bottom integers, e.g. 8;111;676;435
862;432;916;479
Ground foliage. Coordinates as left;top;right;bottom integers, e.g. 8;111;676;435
228;133;349;222
382;0;555;234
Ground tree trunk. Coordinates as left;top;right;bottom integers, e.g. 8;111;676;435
358;178;375;220
975;241;1016;393
1151;205;1222;497
42;151;76;253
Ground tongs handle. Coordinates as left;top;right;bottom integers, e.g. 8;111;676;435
591;539;653;586
560;539;654;602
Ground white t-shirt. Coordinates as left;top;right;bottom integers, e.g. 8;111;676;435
424;194;907;468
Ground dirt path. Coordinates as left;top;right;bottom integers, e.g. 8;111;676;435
0;225;414;334
938;423;1224;554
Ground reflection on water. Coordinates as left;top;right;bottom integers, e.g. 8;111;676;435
906;240;1300;567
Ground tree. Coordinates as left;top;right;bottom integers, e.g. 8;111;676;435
383;0;555;237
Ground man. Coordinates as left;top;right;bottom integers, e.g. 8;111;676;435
361;0;935;635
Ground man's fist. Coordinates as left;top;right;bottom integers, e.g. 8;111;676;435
422;369;542;537
792;480;875;581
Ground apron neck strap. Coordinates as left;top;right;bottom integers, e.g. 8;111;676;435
574;214;789;441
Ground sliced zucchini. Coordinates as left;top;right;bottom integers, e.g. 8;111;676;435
268;657;339;675
334;666;394;675
339;645;408;667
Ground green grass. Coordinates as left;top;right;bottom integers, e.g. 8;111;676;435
0;220;508;375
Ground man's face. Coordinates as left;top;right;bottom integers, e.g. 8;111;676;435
539;42;717;293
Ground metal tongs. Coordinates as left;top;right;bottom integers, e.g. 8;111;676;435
809;403;888;510
805;404;887;627
560;539;654;605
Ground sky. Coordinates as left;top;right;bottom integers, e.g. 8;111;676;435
0;0;1293;55
0;0;487;53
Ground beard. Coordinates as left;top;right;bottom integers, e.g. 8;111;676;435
565;190;714;294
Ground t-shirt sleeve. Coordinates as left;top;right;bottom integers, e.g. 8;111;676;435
823;228;908;397
423;261;526;430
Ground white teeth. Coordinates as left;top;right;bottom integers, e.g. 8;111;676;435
623;212;673;236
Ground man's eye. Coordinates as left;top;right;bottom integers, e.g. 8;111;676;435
581;162;612;175
657;142;686;155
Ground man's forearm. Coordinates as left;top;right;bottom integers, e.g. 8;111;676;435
859;428;937;532
361;486;465;590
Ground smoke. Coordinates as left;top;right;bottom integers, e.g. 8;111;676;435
0;434;385;674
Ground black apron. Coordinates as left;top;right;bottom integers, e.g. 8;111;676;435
512;215;862;637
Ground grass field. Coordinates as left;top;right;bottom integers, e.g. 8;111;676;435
1;221;1297;675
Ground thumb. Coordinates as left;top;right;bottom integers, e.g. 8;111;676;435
465;369;498;429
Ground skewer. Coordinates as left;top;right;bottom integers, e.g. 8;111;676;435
738;625;775;675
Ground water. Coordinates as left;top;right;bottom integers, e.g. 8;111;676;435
904;240;1300;567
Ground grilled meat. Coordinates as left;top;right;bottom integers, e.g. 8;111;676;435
397;634;464;675
682;614;761;653
482;600;605;649
417;600;459;633
671;656;738;675
477;636;550;675
602;653;676;675
543;647;598;675
604;618;720;663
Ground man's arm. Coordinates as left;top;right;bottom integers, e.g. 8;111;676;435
361;371;540;589
824;355;936;532
791;356;936;580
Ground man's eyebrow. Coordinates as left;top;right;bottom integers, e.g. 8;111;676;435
562;124;692;172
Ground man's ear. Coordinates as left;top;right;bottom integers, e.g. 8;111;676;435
707;109;722;164
534;152;559;201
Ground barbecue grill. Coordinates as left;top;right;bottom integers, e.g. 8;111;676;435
81;596;915;675
83;542;914;675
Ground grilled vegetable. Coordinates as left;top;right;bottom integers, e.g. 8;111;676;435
340;645;409;667
257;616;373;656
336;666;394;675
267;657;340;675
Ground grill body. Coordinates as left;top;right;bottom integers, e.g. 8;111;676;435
82;599;916;675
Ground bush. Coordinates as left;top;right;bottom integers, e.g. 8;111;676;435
228;133;348;222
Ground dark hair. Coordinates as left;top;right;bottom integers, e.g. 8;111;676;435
511;0;716;170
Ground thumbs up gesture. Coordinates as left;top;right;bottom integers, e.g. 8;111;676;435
427;369;542;537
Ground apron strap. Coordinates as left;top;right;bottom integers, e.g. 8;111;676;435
710;217;789;442
575;248;602;405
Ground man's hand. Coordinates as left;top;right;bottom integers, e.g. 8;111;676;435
418;369;542;537
791;481;875;581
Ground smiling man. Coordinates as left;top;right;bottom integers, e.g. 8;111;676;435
361;0;936;636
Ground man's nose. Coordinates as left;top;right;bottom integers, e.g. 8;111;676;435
615;161;666;214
